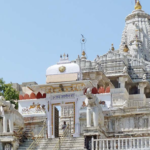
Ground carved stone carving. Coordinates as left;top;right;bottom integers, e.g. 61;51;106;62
0;96;24;133
123;66;127;74
112;93;127;107
22;102;46;114
61;104;74;117
84;88;104;128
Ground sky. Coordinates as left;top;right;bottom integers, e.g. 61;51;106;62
0;0;149;85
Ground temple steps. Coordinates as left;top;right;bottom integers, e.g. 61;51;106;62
17;137;86;150
14;126;34;138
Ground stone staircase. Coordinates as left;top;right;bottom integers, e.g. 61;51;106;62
14;126;34;139
18;140;33;150
18;137;86;150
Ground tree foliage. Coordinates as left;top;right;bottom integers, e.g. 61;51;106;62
0;78;19;109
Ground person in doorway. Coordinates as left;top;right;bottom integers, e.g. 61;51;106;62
62;121;67;136
62;121;67;130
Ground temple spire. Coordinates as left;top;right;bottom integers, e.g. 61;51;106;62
135;0;142;10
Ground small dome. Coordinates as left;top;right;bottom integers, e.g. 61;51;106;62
92;87;98;94
46;63;80;76
98;86;105;94
46;56;81;83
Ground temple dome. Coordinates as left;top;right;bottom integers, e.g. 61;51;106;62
46;56;81;83
46;62;80;76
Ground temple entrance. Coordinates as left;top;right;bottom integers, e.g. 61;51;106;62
52;103;75;138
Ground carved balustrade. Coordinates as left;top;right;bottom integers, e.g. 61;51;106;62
128;100;145;108
128;94;146;108
92;137;150;150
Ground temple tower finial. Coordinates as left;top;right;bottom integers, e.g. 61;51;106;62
135;0;142;10
111;44;115;51
80;34;87;59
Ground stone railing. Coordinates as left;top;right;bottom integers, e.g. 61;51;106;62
129;94;146;101
52;124;70;150
27;122;47;150
104;69;125;76
92;137;150;150
128;100;145;108
127;94;146;108
111;88;129;94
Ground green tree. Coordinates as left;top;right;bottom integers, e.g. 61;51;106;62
0;78;19;109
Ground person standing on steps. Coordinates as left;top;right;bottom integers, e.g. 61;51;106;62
62;121;67;135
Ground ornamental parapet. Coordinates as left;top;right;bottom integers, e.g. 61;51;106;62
129;94;146;102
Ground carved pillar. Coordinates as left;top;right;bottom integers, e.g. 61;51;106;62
0;142;2;150
109;119;113;132
148;116;150;129
129;117;134;130
92;107;98;127
3;115;7;132
0;118;2;132
9;115;14;133
118;77;128;88
138;82;147;94
87;107;91;127
123;118;126;130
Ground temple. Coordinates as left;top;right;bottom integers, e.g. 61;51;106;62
1;1;150;150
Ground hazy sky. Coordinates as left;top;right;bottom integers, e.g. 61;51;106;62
0;0;149;84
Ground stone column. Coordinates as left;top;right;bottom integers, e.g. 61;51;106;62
3;115;7;132
9;115;13;133
148;116;150;129
138;82;147;94
74;99;80;137
109;120;113;132
0;142;2;150
87;107;91;127
47;101;51;138
119;77;128;88
0;119;2;132
93;107;98;127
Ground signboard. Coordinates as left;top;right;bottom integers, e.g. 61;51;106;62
51;93;75;100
